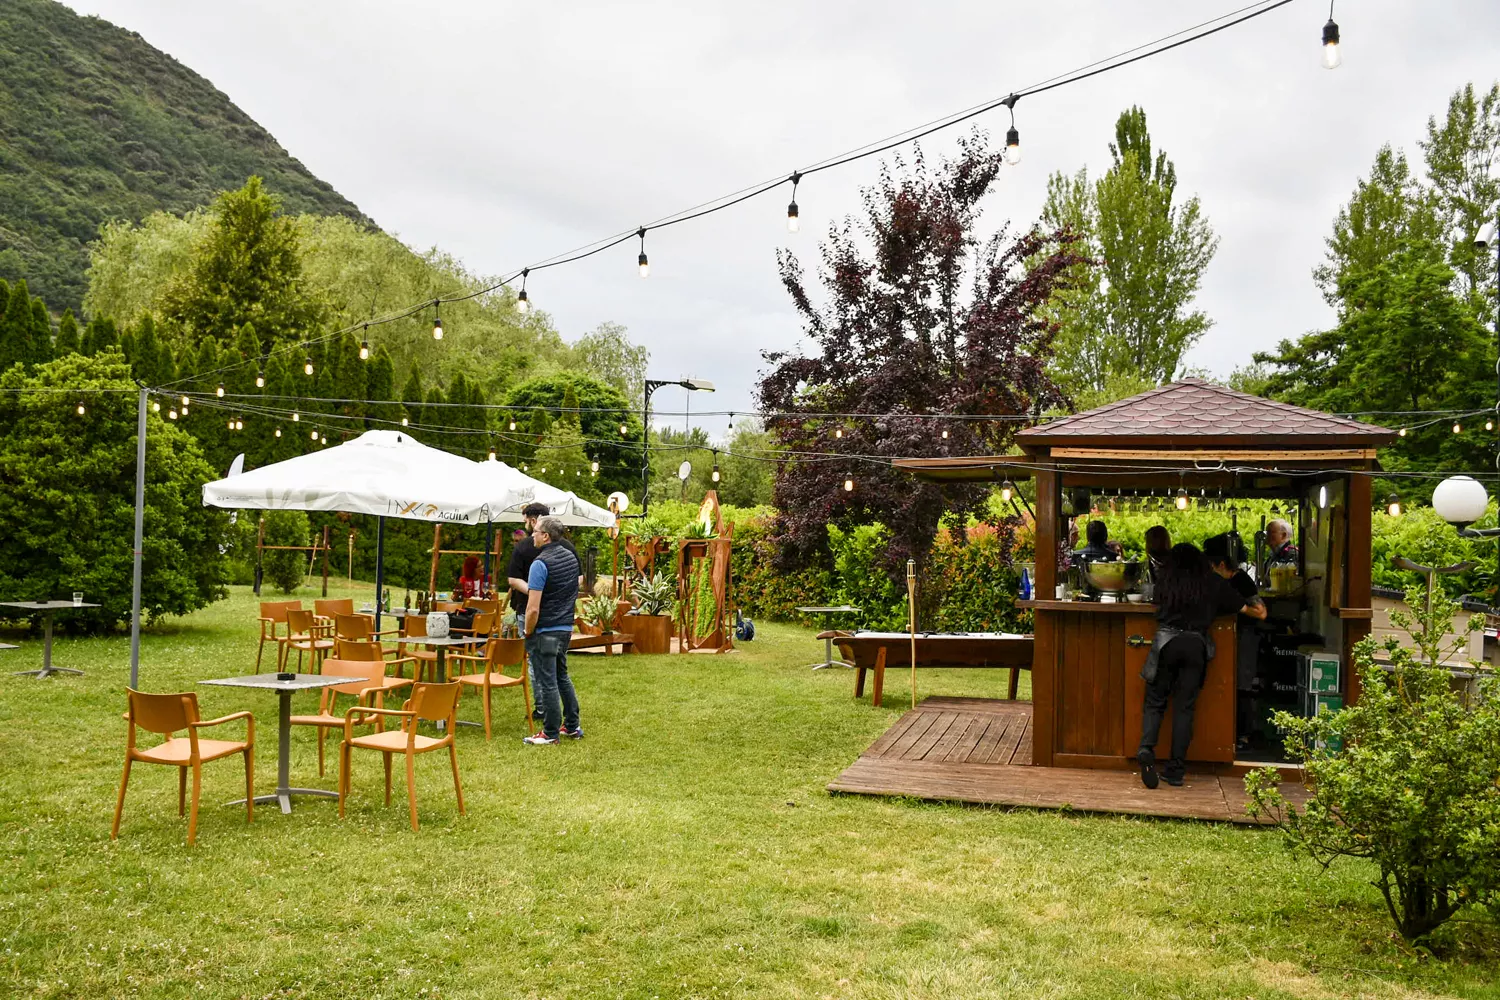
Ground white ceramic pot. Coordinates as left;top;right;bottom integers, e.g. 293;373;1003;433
425;611;450;638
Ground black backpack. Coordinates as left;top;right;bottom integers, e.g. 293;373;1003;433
734;608;755;642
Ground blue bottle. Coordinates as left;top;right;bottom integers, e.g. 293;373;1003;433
1019;567;1032;601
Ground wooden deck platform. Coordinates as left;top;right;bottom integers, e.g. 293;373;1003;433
828;697;1308;825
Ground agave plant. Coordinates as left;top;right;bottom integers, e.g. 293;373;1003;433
630;571;677;617
580;593;619;633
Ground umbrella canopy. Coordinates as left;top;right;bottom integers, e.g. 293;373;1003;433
470;459;616;528
201;430;534;524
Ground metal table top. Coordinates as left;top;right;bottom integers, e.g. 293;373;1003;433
201;673;363;692
0;601;101;611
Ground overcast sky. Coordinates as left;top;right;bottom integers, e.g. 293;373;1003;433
65;0;1500;428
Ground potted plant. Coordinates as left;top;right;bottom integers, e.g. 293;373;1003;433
579;593;619;636
625;571;676;654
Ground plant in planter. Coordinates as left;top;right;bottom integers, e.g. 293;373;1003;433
580;593;619;634
626;571;676;654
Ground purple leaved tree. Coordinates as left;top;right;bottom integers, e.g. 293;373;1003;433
756;132;1088;577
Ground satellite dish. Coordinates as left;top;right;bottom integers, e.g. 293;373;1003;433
606;491;630;513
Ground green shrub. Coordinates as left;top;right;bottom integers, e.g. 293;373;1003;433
261;509;311;594
1247;585;1500;944
0;352;227;630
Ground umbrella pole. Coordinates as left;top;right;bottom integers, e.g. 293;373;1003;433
129;385;147;690
374;516;386;633
483;519;494;592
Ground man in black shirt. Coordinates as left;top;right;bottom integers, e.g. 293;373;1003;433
506;503;581;617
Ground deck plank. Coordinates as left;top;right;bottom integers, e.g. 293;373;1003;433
989;711;1027;765
969;714;1013;764
866;710;922;756
903;712;959;761
944;715;991;763
928;714;979;762
885;712;940;758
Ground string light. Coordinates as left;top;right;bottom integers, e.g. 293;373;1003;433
235;417;244;431
711;452;721;483
1453;422;1462;435
151;401;160;413
401;416;409;427
215;383;225;398
940;428;949;440
1002;94;1021;165
76;402;86;415
1175;487;1189;511
590;460;599;474
844;476;854;492
181;395;190;408
1321;3;1341;69
637;228;650;278
275;426;282;438
227;417;234;430
509;418;517;431
359;329;370;360
728;412;735;432
168;408;177;420
1386;493;1402;517
292;412;300;422
1000;480;1015;502
786;172;801;233
516;268;530;314
619;423;629;436
304;357;314;376
431;301;444;341
255;370;265;389
834;428;843;439
1398;427;1408;437
488;443;497;461
310;430;319;441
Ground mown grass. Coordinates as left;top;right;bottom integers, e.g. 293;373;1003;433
1;583;1497;999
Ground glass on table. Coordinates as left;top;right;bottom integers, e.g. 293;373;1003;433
72;592;83;607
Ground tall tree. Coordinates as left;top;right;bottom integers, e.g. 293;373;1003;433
0;279;52;370
503;371;639;496
757;132;1085;572
159;176;325;349
1041;107;1217;403
365;345;399;429
400;368;424;429
572;321;648;407
54;309;80;355
81;317;117;356
1421;82;1500;306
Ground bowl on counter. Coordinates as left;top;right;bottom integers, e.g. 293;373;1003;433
1083;560;1141;593
1125;593;1144;603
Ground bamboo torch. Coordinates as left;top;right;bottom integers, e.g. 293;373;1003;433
906;558;917;709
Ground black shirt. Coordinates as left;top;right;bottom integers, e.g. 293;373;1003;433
1226;569;1257;600
1157;574;1248;634
507;536;578;614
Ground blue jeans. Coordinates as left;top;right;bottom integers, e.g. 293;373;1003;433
525;632;579;739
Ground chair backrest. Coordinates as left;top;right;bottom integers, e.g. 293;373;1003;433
287;608;316;634
335;638;383;661
485;637;525;670
260;600;300;625
407;682;460;726
335;613;372;641
315;598;355;619
126;688;199;735
401;615;427;639
319;658;381;696
466;598;499;615
434;601;463;613
470;611;496;635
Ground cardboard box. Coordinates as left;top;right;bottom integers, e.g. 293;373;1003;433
1298;651;1341;693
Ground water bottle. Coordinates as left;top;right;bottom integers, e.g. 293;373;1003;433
1019;568;1032;601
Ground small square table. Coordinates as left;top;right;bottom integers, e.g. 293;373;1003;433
1;601;100;678
200;673;365;814
406;634;487;683
795;605;861;669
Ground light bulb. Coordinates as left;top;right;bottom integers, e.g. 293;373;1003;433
834;428;843;439
237;419;243;430
152;401;160;413
168;409;177;420
844;477;854;492
304;358;314;376
227;418;234;430
787;201;799;233
292;412;300;422
1005;126;1021;165
76;402;86;415
540;467;546;474
275;427;282;438
1318;484;1329;509
619;423;628;436
1453;422;1462;435
711;466;721;483
311;430;319;441
1488;420;1495;432
509;419;517;431
216;383;225;398
638;252;650;279
181;395;190;407
1175;489;1189;511
359;340;370;360
590;461;599;473
575;470;580;476
1398;427;1407;437
432;317;443;340
941;429;949;440
522;464;528;471
401;416;409;427
1386;494;1402;517
1000;480;1015;502
488;448;497;461
516;290;529;313
255;372;265;388
1321;19;1341;69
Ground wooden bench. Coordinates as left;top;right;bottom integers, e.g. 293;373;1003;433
568;632;635;655
822;631;1035;708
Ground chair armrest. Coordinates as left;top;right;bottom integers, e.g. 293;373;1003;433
385;656;417;667
342;704;413;740
191;711;254;742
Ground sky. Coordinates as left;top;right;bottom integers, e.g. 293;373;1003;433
64;0;1500;429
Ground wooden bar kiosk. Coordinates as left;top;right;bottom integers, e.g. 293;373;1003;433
896;379;1395;771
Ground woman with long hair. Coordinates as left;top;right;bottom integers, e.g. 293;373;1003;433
1137;542;1266;789
458;555;486;600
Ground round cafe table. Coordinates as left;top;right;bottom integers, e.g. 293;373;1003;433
1;601;100;678
795;605;862;669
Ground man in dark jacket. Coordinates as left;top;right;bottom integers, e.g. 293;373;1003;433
522;517;582;745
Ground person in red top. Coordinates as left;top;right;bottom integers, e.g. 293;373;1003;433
458;556;486;600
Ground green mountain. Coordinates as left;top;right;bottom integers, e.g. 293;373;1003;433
0;0;370;312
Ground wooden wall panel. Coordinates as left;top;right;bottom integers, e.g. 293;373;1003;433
1031;470;1058;766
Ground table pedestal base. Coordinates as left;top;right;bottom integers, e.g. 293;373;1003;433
13;665;85;678
808;636;854;670
230;787;340;815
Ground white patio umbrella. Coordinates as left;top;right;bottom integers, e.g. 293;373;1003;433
203;430;540;629
469;457;616;528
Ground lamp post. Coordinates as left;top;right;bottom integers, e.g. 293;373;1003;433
641;378;714;515
1433;475;1499;606
1478;219;1499;418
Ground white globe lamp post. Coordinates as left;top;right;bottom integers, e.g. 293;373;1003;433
1432;476;1491;531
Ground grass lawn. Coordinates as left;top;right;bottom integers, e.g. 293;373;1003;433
1;583;1497;999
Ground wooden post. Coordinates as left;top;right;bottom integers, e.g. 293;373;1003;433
254;517;265;596
321;525;330;597
428;524;443;595
1343;471;1373;705
1032;467;1059;767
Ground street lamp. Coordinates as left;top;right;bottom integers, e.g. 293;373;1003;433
640;377;715;515
1433;476;1494;534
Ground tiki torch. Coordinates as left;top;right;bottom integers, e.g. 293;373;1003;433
906;558;917;709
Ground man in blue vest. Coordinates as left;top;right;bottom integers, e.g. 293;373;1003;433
522;516;583;745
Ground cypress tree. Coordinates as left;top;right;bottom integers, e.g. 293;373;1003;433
265;353;300;463
0;279;41;370
86;317;119;357
366;346;398;429
529;405;551;441
29;298;54;366
401;368;424;428
0;280;22;371
230;323;263;396
55;309;80;355
128;314;160;383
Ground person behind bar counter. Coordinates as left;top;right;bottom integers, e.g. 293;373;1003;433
1072;519;1120;568
1205;532;1266;753
1136;542;1266;789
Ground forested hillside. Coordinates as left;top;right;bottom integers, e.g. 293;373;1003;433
0;0;369;311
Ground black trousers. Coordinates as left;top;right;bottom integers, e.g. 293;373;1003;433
1138;634;1208;776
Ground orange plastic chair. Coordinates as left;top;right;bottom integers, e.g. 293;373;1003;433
464;598;500;616
113;689;254;845
290;658;403;777
335;638;421;691
396;616;440;683
335;612;398;642
256;600;301;673
449;637;531;740
433;600;464;613
286;608;335;672
313;598;354;627
450;610;496;639
339;682;465;831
